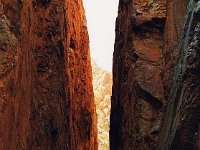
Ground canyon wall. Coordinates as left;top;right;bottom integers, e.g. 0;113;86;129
66;0;97;149
159;1;200;149
111;0;199;149
0;0;97;149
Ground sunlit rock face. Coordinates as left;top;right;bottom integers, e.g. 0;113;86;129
110;1;166;149
92;60;112;150
0;0;97;149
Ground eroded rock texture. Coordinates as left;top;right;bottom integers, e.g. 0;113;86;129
162;0;188;99
111;0;166;149
66;0;97;149
111;0;200;149
159;1;200;149
0;0;97;149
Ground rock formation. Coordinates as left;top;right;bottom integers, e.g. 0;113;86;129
110;0;200;149
0;0;199;149
92;60;112;150
0;0;97;149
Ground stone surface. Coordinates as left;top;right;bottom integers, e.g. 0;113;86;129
158;1;200;149
0;0;97;149
162;0;189;100
111;0;200;149
66;0;97;149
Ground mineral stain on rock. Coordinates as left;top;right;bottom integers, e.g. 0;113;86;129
0;0;97;149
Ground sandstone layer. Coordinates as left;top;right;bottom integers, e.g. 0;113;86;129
111;0;200;149
111;1;166;149
0;0;97;149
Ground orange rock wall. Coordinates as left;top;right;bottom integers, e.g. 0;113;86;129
92;60;112;149
0;0;97;149
110;1;166;149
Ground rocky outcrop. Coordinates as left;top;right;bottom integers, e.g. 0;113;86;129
92;60;112;150
0;0;97;149
111;0;200;149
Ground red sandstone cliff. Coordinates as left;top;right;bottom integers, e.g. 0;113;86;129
111;0;200;149
0;0;97;149
159;1;200;149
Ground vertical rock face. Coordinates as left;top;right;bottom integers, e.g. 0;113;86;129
0;0;97;149
159;1;200;149
66;0;97;149
111;0;200;149
111;0;166;149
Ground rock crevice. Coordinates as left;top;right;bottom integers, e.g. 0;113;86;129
111;0;200;149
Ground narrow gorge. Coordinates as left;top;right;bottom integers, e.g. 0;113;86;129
0;0;199;150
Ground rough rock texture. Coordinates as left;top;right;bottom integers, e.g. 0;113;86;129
110;0;166;149
92;60;112;150
0;0;97;149
111;0;200;149
158;1;200;149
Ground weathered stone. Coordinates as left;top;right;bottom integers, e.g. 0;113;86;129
92;60;112;150
110;0;199;149
110;0;166;149
0;0;97;149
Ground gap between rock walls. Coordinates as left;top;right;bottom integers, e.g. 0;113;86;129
0;0;199;150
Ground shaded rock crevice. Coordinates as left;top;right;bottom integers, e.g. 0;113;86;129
111;0;200;149
158;1;200;149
